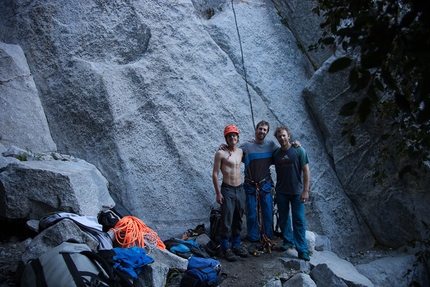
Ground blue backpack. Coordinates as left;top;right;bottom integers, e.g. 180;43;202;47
180;256;223;287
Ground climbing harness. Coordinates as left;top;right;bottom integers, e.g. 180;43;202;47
246;178;276;255
231;0;255;129
256;183;276;254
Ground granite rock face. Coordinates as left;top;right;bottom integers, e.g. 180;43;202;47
0;0;428;259
303;55;430;248
0;42;56;153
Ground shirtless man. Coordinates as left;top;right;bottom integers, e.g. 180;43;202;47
212;124;249;262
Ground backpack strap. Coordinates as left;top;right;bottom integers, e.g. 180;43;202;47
30;259;48;287
80;251;116;281
62;253;88;287
80;250;135;287
95;249;136;287
63;249;126;287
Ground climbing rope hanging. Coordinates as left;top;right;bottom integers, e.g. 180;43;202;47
231;0;256;130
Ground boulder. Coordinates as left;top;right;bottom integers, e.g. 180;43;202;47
355;254;429;287
0;151;20;170
314;232;332;252
20;219;100;265
265;247;426;287
147;246;188;271
0;156;114;219
279;257;309;273
310;264;350;287
283;273;317;287
140;262;170;287
310;250;374;287
263;277;283;287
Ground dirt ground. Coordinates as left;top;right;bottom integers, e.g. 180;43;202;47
165;236;397;287
209;237;299;287
0;237;28;287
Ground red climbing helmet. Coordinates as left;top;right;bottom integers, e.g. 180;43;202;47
224;124;239;137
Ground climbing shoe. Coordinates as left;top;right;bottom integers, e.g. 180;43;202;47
279;243;295;251
223;249;238;262
232;245;249;258
298;252;310;261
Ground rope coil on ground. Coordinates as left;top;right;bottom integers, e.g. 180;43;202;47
113;216;166;252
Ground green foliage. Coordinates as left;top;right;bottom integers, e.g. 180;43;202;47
16;154;28;161
328;57;352;73
15;149;43;161
311;0;430;183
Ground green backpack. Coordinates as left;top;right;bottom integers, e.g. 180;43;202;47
21;240;131;287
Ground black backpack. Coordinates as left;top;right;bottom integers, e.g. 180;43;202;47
205;208;222;257
209;208;221;244
97;209;121;232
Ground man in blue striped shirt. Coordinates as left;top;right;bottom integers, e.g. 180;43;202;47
240;120;278;244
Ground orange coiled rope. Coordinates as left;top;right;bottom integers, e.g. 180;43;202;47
113;216;165;251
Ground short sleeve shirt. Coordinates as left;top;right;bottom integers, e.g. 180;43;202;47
239;139;279;182
273;146;309;195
